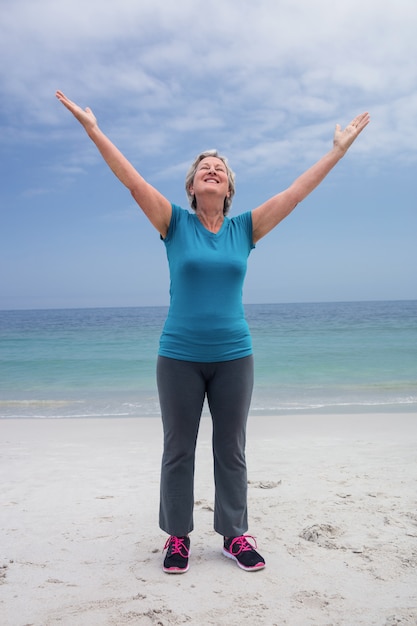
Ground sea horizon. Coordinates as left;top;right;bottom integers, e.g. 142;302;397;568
1;297;415;313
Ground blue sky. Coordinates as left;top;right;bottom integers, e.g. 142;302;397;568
1;0;416;310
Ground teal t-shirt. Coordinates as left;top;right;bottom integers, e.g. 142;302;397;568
158;203;255;362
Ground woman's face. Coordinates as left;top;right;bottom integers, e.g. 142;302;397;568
189;157;230;203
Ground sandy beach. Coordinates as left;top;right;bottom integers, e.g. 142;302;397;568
1;413;417;626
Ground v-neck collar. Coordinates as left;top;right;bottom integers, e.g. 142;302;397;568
193;213;227;237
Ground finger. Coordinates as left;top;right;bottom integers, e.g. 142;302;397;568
55;90;71;102
358;112;370;130
56;91;79;114
56;91;72;107
350;112;370;131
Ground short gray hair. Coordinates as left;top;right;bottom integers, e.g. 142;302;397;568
184;149;236;215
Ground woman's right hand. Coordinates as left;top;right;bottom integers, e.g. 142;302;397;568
55;90;172;236
56;90;98;134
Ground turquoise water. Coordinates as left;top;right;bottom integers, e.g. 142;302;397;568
0;301;416;418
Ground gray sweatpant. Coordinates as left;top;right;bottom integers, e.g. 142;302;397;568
157;355;254;537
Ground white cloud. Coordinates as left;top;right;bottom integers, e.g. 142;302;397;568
1;0;416;176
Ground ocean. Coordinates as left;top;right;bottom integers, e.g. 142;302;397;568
0;301;416;419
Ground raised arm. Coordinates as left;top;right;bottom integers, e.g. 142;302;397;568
55;91;172;237
251;112;370;244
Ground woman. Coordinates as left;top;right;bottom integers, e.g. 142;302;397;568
56;91;369;573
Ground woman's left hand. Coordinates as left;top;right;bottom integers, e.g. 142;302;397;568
56;90;98;134
333;112;370;154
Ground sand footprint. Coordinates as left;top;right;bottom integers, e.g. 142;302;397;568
299;523;343;549
248;480;282;489
195;499;214;512
0;563;8;584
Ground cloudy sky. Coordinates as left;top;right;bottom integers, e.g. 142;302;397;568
1;0;416;309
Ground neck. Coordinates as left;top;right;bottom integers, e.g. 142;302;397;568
195;205;224;233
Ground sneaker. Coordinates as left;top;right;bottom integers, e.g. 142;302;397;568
222;535;265;571
163;535;190;574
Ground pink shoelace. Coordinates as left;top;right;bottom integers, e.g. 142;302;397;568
164;536;190;557
227;535;258;555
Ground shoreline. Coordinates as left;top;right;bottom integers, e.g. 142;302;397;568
1;401;417;421
2;413;417;625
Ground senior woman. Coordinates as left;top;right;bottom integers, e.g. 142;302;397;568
56;91;369;573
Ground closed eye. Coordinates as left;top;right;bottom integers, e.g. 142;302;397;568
199;164;226;173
